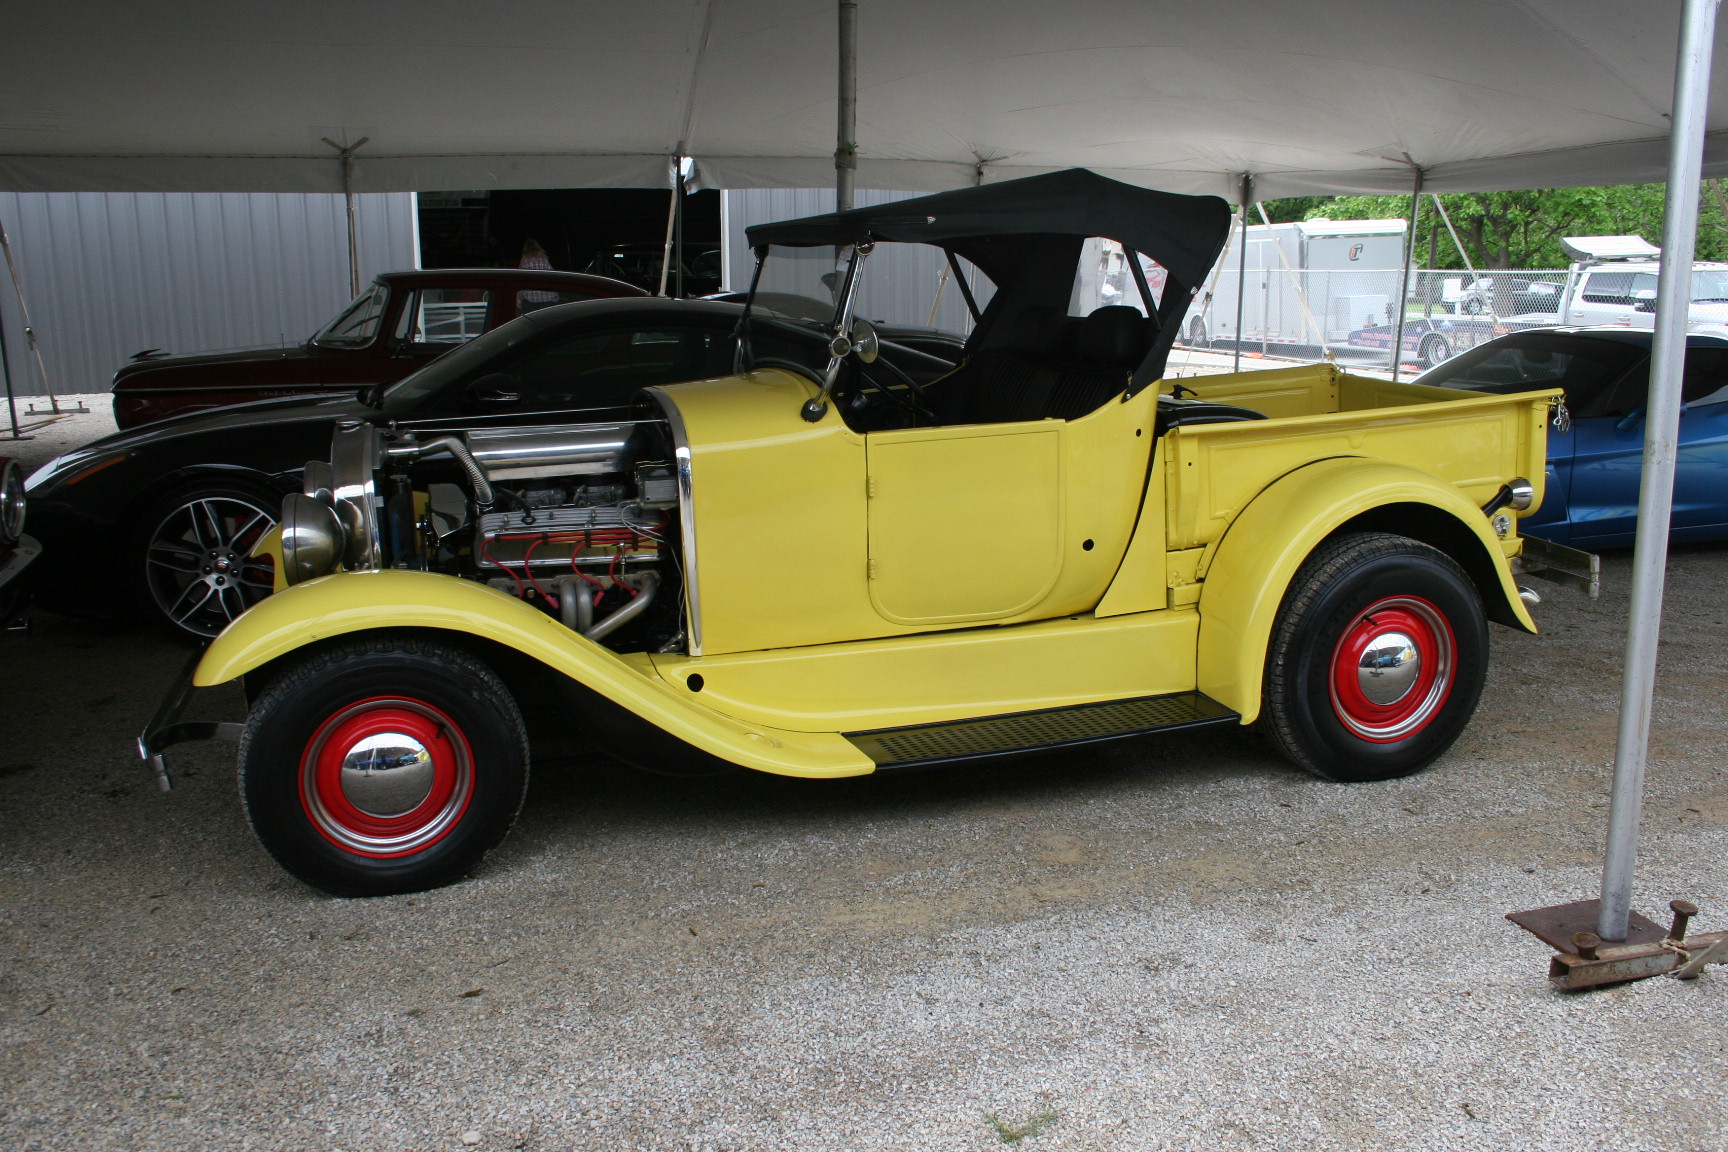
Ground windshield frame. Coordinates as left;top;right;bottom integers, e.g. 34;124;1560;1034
311;282;391;349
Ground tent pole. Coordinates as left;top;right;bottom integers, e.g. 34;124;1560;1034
836;0;858;213
1233;174;1252;372
0;287;24;441
1598;0;1721;942
1390;167;1422;382
321;137;369;298
657;162;678;297
674;164;687;298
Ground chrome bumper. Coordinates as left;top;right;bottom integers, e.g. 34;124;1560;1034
137;648;242;792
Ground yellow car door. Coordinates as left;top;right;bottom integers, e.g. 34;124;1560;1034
866;421;1065;625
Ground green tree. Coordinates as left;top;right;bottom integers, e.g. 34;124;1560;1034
1257;184;1728;270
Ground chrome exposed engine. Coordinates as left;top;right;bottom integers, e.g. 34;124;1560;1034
281;417;686;652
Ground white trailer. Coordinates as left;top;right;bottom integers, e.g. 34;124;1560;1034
1184;218;1407;349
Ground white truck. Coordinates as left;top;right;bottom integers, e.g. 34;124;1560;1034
1476;235;1728;333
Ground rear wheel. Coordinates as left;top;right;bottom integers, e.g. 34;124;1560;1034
1258;533;1488;782
239;635;530;896
1188;318;1209;347
1418;333;1452;369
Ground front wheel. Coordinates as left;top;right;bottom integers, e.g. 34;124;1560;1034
239;636;530;896
139;479;279;640
1258;533;1488;782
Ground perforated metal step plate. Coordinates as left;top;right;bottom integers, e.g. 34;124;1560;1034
846;691;1238;771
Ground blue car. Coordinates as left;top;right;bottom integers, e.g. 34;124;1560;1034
1413;327;1728;547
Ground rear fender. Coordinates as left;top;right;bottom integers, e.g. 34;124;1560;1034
1196;457;1532;723
196;569;874;778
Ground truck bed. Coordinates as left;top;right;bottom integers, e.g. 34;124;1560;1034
1163;362;1556;551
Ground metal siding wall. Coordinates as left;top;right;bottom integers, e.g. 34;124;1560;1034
0;191;415;396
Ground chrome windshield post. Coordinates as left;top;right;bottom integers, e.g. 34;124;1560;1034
801;242;872;422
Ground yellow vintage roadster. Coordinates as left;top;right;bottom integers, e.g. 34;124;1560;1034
142;170;1570;895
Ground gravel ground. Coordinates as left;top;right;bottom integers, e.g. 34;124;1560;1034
4;398;1728;1151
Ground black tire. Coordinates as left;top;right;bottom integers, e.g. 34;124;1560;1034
1418;334;1452;370
238;635;530;896
1461;295;1484;315
1258;532;1488;783
138;477;279;640
1188;318;1209;347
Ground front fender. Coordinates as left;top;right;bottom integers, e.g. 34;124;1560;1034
1196;457;1533;723
197;570;874;778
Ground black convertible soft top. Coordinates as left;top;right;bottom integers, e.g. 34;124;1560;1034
745;168;1231;291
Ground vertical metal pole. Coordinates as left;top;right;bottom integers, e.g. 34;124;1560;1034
1390;168;1422;382
657;168;678;298
836;0;858;213
0;289;23;441
1233;174;1252;372
673;167;687;298
1598;0;1721;941
322;137;369;297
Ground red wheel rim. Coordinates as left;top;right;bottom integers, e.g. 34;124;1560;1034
1328;596;1456;743
299;696;474;858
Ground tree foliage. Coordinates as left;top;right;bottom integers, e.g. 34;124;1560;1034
1257;183;1728;270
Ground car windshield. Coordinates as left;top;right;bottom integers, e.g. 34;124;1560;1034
312;283;390;348
743;241;986;369
1692;270;1728;302
1414;333;1644;395
750;244;854;334
380;313;553;414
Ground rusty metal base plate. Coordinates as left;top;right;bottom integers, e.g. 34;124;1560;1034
1506;898;1666;951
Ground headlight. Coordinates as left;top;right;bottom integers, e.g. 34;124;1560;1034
280;492;344;585
0;458;24;543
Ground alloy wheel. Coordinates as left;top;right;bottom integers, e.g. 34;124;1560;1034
145;494;276;637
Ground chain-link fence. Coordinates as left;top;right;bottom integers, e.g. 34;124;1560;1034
1175;266;1579;372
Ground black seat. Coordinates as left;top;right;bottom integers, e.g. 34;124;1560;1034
940;305;1152;425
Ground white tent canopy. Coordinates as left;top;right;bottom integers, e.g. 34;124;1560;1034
2;0;1727;198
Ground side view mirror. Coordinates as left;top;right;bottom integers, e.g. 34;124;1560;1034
464;372;521;409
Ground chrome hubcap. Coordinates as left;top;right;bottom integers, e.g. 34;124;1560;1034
145;495;276;637
1356;630;1421;705
339;732;435;817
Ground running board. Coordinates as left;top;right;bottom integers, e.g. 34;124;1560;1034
845;691;1239;771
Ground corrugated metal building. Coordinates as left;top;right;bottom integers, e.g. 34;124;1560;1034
0;191;416;397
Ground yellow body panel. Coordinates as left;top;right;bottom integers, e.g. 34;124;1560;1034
1193;455;1536;723
194;569;875;779
658;369;1154;654
650;606;1198;732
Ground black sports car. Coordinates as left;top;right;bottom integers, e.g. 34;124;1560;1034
26;298;954;638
